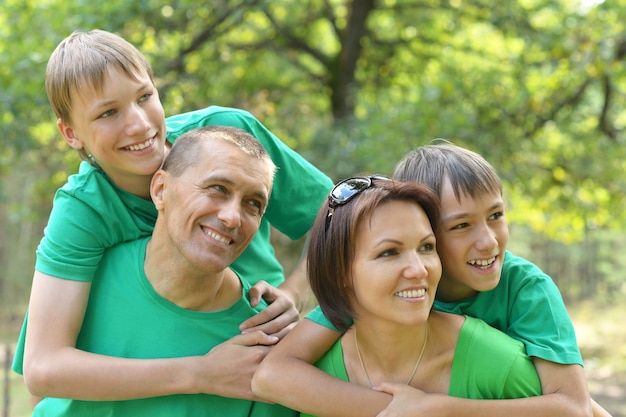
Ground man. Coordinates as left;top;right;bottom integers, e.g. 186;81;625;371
29;125;296;416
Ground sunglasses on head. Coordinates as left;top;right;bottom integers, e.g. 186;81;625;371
326;175;390;228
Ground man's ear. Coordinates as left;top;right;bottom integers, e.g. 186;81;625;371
151;170;167;209
57;118;83;150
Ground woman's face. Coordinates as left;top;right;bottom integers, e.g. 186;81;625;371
350;200;441;327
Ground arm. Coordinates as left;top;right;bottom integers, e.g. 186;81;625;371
253;317;596;417
252;318;393;417
23;271;278;401
592;399;614;417
374;358;593;417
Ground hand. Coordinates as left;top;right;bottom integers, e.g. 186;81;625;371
239;281;299;339
196;331;279;400
374;382;431;417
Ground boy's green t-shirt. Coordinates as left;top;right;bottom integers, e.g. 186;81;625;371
32;237;296;417
13;105;333;375
306;251;583;366
35;105;333;287
300;316;541;417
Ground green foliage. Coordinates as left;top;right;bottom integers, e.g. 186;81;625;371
1;0;625;306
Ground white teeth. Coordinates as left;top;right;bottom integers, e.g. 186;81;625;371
394;289;426;298
205;229;231;244
468;257;496;268
126;138;153;151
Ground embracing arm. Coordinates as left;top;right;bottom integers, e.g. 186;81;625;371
23;271;277;401
252;318;392;417
375;359;593;417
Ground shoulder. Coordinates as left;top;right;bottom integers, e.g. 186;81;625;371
53;162;119;213
166;106;259;140
502;251;550;282
456;316;533;380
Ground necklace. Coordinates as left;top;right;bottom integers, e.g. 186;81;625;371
354;323;428;388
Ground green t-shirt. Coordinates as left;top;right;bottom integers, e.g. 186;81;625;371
32;237;296;417
305;251;583;366
14;105;333;375
36;105;333;287
301;316;541;417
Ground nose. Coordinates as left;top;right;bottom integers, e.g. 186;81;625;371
217;198;242;229
402;252;429;280
125;104;151;136
474;223;498;252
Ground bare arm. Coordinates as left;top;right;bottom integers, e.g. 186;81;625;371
252;318;393;417
23;271;278;401
592;399;614;417
375;359;594;417
253;318;603;417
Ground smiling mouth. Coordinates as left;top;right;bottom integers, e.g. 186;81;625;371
202;227;233;245
394;289;426;298
123;138;154;151
467;256;496;269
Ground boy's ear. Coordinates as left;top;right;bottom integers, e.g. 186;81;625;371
57;118;83;150
151;171;166;210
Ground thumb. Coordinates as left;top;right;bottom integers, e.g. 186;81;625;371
373;381;403;395
247;285;262;307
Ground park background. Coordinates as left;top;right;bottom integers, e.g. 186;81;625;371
0;0;625;415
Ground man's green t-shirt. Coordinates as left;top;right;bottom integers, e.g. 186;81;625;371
32;237;297;417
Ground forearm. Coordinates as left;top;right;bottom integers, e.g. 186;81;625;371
592;398;613;417
252;319;389;416
420;394;591;417
278;254;310;312
254;356;390;417
24;348;201;400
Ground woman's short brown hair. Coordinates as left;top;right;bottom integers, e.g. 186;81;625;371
307;178;440;331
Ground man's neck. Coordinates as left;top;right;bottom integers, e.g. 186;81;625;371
144;239;243;312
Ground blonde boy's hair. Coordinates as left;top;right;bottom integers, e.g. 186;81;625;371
45;29;154;161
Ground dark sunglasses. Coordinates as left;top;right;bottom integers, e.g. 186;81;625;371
326;175;390;228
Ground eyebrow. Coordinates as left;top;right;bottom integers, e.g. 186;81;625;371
373;232;436;248
93;82;152;109
200;176;269;204
441;201;504;223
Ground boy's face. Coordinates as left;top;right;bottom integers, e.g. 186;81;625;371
58;66;167;193
434;177;509;302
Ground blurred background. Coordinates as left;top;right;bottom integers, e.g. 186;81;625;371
1;0;625;415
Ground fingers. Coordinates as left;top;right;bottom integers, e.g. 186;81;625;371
247;281;272;308
269;321;298;340
240;284;299;334
230;330;279;346
241;302;299;336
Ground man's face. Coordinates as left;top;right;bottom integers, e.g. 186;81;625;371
157;140;273;274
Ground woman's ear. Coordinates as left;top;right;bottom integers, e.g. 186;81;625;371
151;171;167;210
57;118;83;150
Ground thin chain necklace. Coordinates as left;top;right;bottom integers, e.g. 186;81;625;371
353;323;428;388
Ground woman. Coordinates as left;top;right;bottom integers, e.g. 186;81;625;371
254;176;541;417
